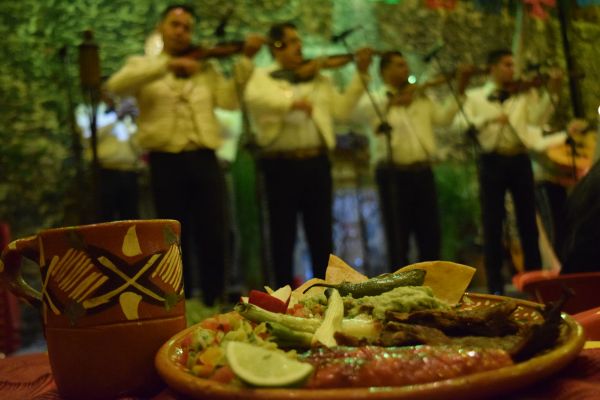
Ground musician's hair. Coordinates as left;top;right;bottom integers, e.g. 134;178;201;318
487;49;512;66
379;51;404;74
268;22;297;53
160;4;196;21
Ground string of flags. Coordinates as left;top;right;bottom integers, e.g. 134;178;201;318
423;0;600;19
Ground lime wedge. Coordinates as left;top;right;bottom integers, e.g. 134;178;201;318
225;341;314;387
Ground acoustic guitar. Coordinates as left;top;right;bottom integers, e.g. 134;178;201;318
545;127;596;185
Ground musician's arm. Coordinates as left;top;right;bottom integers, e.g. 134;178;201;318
457;91;493;130
212;57;255;110
330;72;369;120
244;69;294;146
430;95;461;127
527;89;556;126
526;126;568;153
106;55;170;96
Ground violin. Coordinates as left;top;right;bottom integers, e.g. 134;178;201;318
174;38;264;78
487;78;544;103
388;64;486;106
181;40;246;60
270;52;377;84
489;69;566;102
503;74;551;94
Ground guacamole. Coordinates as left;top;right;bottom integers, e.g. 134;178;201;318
344;286;449;320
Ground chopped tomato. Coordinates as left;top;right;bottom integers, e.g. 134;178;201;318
199;346;223;366
179;349;189;366
215;314;232;333
287;303;309;318
191;363;214;378
200;313;237;333
248;290;288;313
200;317;220;331
211;366;236;384
180;335;193;348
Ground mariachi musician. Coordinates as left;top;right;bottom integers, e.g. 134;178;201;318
244;22;373;288
354;50;474;270
106;4;264;305
533;118;596;258
460;48;565;295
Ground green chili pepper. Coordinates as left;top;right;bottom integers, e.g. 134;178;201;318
303;269;426;298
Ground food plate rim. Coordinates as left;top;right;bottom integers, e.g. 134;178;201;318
155;292;586;400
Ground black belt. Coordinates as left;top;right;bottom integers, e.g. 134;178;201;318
378;161;431;172
260;147;327;160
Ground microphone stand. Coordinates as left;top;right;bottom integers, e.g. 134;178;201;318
531;67;578;182
337;35;399;271
59;45;87;223
338;37;392;152
429;52;482;180
78;30;102;221
216;38;274;290
234;61;275;290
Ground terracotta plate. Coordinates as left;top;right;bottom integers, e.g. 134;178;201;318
155;293;585;400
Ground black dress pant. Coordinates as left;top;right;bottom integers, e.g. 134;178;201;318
148;149;226;305
479;153;541;294
259;154;333;288
98;168;139;222
375;164;441;269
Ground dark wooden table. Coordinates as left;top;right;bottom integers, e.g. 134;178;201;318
2;346;600;400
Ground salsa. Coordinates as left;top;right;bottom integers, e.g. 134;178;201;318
302;345;513;388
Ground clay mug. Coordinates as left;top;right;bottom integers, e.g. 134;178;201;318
0;219;186;399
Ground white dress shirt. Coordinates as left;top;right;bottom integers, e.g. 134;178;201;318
244;63;367;152
76;103;141;171
462;81;565;154
356;86;460;165
106;53;253;153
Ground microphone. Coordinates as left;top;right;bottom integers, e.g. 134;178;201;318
487;89;511;104
524;60;552;73
331;26;361;43
422;43;444;63
525;62;542;72
214;8;234;38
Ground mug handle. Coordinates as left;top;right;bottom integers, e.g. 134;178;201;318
0;236;43;308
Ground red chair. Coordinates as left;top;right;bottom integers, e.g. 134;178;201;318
573;306;600;341
512;269;560;292
0;222;21;355
517;272;600;315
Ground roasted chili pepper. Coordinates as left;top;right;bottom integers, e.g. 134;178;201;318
303;269;426;298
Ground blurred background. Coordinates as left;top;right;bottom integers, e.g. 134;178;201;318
1;0;599;355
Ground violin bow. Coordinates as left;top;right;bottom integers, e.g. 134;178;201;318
333;33;391;140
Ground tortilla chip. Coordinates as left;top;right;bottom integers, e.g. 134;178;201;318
288;255;367;308
325;254;368;284
290;256;474;308
395;261;476;305
289;277;327;308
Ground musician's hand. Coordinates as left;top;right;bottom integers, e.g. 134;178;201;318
293;60;321;81
493;113;510;125
243;34;266;58
547;68;563;94
355;47;374;74
168;57;201;77
567;118;589;135
456;64;476;95
390;90;414;107
291;99;313;116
